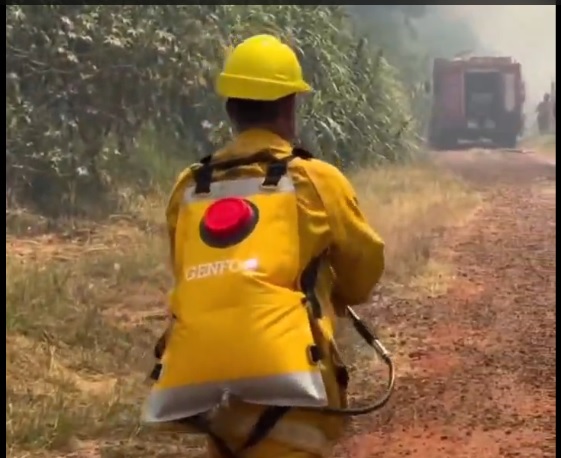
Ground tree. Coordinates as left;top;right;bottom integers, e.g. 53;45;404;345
6;5;419;215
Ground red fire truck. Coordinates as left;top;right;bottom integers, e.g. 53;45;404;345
428;56;526;149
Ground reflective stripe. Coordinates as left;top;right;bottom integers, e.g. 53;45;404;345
143;371;327;423
183;176;295;203
211;411;332;456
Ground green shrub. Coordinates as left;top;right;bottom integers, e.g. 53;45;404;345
6;5;419;215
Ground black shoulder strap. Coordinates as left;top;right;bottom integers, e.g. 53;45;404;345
292;146;315;160
199;154;213;165
193;148;310;195
261;156;294;188
261;147;314;187
193;163;214;194
200;146;313;165
300;252;326;319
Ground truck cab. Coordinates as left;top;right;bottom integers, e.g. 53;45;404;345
428;56;525;150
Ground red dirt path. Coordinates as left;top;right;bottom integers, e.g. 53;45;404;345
336;150;556;458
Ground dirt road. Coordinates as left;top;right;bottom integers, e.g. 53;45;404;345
337;150;556;458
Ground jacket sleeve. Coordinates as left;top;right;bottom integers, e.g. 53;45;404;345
310;161;385;306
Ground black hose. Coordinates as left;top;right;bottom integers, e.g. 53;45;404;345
299;306;396;416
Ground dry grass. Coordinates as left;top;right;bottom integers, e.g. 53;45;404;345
338;163;479;372
353;164;479;291
5;162;479;458
522;134;556;158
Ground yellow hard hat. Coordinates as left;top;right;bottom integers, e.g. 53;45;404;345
216;34;312;101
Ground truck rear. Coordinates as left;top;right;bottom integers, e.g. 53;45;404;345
428;56;525;150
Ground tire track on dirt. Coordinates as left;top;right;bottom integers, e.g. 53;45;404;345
337;152;556;458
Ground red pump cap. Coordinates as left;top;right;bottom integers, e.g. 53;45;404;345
202;197;253;238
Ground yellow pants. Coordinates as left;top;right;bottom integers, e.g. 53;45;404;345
203;399;345;458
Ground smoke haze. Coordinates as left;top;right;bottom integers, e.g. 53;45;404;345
443;5;556;110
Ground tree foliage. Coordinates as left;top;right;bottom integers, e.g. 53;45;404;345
6;5;419;215
347;6;483;131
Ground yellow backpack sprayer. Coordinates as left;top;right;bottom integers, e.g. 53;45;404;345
145;148;396;458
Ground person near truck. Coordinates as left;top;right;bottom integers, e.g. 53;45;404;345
142;34;385;458
536;93;552;134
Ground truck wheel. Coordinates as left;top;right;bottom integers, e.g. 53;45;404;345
498;134;518;149
432;133;458;151
428;127;440;150
429;138;443;151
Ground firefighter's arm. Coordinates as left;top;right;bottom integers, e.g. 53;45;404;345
313;162;385;306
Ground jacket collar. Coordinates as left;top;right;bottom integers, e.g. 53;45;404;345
213;129;293;161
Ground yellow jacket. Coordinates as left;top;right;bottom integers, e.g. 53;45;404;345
166;129;385;316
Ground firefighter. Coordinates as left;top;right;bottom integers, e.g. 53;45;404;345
536;93;552;134
145;34;385;458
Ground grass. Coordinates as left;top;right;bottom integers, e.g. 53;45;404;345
354;164;479;290
522;133;556;158
6;161;479;458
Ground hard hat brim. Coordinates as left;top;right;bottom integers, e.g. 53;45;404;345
216;73;312;101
